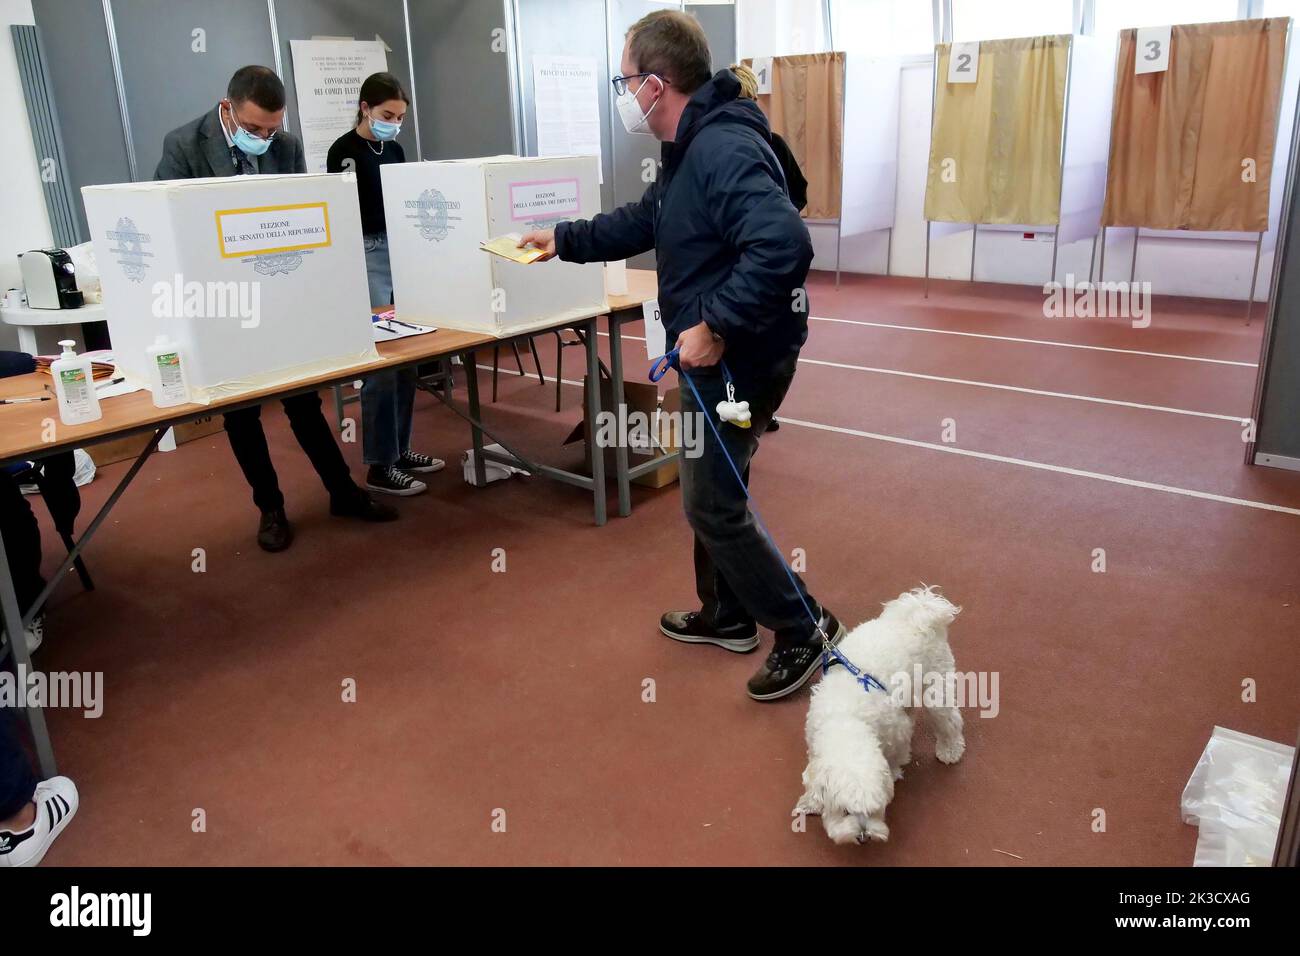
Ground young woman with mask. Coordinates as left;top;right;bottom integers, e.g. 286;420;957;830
327;72;443;496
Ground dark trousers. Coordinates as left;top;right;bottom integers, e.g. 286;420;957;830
223;392;356;513
678;354;818;639
1;472;43;819
0;472;45;616
0;707;37;820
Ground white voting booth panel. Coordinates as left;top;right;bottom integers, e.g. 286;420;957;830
839;55;902;245
382;155;607;336
82;173;376;403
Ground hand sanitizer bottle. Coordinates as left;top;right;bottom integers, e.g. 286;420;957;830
146;334;189;408
50;339;102;426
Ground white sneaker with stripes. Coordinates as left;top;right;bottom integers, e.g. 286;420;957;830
0;612;44;656
0;775;79;867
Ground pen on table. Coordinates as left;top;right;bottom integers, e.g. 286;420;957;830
386;318;424;331
95;376;125;390
0;395;51;405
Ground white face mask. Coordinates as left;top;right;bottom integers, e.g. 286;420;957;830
616;74;662;135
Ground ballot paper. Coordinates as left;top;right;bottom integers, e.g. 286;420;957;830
480;234;546;264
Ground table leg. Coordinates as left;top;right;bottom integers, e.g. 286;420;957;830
607;315;632;518
0;526;56;777
17;326;38;357
584;320;607;526
463;349;488;487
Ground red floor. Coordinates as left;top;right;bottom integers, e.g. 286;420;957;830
23;272;1300;866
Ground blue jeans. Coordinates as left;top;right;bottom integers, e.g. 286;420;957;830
678;355;818;638
361;233;418;468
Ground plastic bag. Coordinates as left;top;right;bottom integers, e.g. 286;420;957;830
1181;726;1295;866
73;448;96;487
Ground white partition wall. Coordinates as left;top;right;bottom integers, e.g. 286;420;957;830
838;54;904;270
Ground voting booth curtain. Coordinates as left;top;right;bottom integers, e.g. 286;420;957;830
924;35;1070;225
1101;18;1289;232
748;52;845;219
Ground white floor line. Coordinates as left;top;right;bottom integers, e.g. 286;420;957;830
796;357;1246;422
598;332;1246;421
807;315;1258;367
474;364;583;388
777;417;1300;517
473;366;1298;516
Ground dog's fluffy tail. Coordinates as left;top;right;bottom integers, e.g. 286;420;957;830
888;585;961;637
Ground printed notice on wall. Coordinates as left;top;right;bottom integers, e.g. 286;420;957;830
510;178;581;222
290;39;389;173
532;54;603;184
217;203;332;258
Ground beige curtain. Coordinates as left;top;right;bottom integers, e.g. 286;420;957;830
924;35;1069;225
745;52;844;219
1102;18;1288;232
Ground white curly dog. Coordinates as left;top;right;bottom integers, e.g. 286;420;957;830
795;586;966;845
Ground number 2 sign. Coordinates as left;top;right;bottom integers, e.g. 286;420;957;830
948;42;979;84
1136;25;1172;75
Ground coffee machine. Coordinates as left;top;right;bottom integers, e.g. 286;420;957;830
19;249;85;310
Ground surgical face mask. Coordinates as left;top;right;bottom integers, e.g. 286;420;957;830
616;74;662;135
368;113;401;141
226;103;274;156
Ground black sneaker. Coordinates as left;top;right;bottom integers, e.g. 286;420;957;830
366;465;427;497
257;508;293;553
746;609;846;701
399;451;446;474
330;490;400;521
766;418;781;432
660;610;759;653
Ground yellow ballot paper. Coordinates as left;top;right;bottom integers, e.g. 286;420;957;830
480;233;546;264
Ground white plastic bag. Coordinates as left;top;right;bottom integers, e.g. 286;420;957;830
73;448;96;487
1181;726;1295;866
461;443;529;486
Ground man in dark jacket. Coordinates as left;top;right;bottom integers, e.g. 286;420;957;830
521;10;844;701
156;66;395;552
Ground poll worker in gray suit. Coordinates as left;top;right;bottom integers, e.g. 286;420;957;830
156;66;396;552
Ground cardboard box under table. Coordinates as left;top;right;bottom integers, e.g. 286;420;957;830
81;173;376;403
565;376;682;489
381;155;607;335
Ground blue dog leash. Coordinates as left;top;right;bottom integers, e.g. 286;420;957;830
650;348;887;693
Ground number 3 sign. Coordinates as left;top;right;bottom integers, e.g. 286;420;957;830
1136;25;1172;75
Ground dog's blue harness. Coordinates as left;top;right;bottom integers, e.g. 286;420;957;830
651;348;887;693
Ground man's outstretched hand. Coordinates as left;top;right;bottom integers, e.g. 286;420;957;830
675;321;724;369
517;229;557;261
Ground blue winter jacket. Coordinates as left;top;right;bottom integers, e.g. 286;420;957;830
555;70;813;377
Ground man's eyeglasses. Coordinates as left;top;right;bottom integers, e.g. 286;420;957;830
611;72;664;96
225;101;279;140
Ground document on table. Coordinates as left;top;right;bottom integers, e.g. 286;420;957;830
371;312;436;342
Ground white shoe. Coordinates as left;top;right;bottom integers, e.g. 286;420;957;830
0;612;43;656
0;776;79;867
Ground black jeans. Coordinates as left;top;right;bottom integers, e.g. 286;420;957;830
0;471;45;616
678;354;819;640
223;392;357;513
0;707;37;820
0;472;43;819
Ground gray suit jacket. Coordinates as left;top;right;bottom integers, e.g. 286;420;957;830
155;107;306;180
